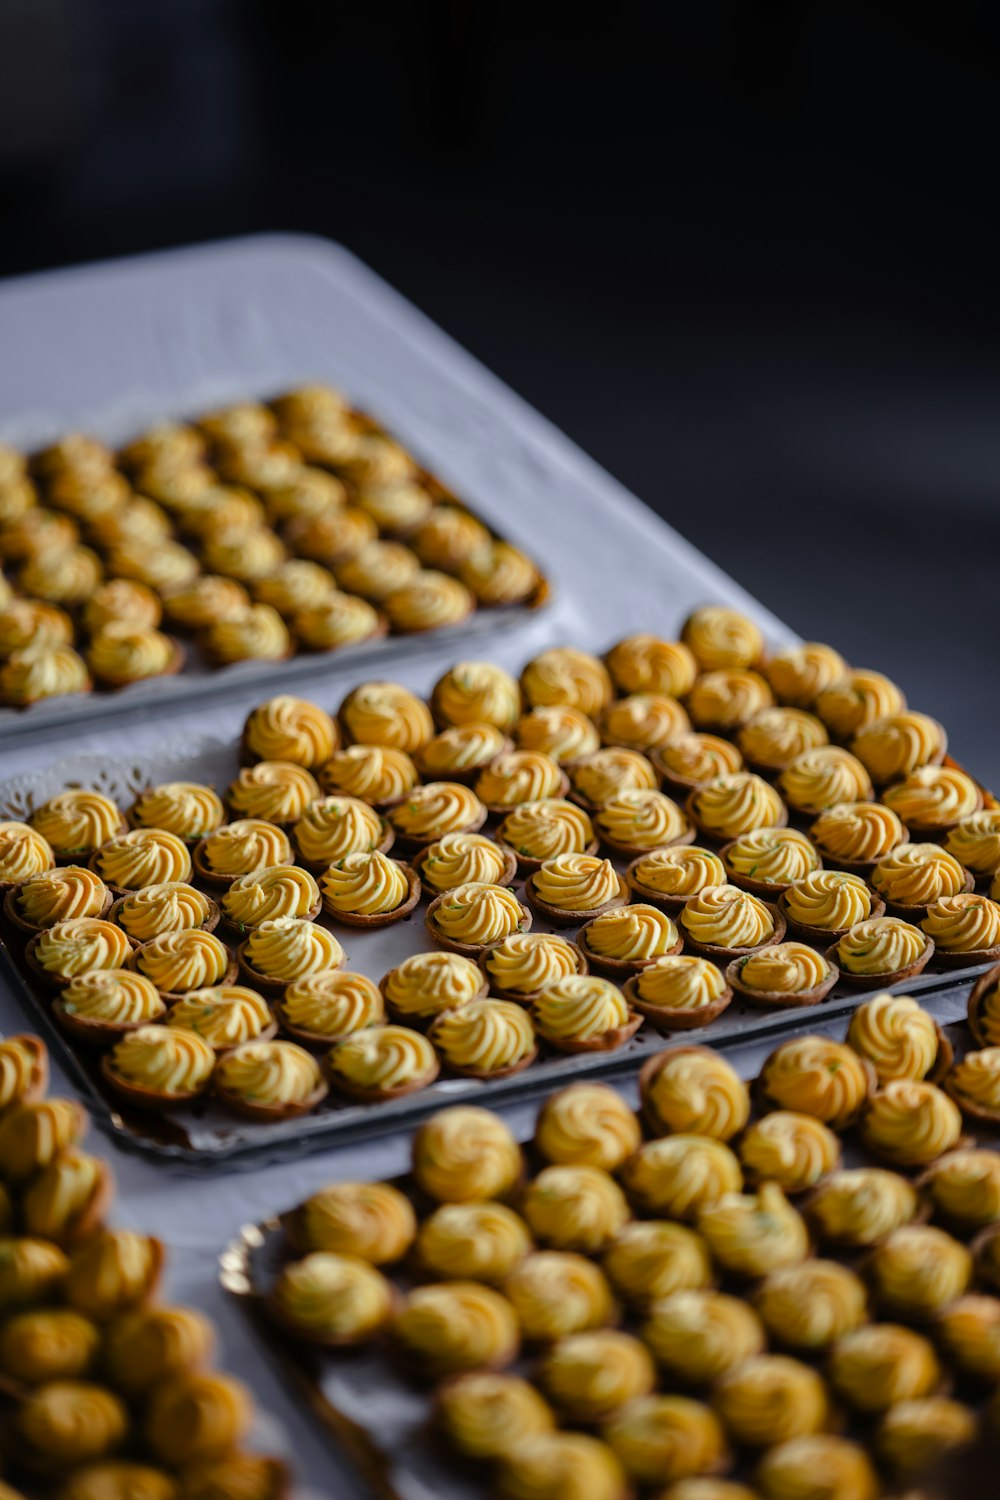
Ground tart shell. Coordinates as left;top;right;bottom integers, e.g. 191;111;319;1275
380;969;491;1031
424;889;532;956
778;891;886;943
533;1009;643;1055
412;840;518;896
622;972;733;1031
725;954;841;1009
931;940;1000;970
966;963;1000;1048
100;1055;210;1111
824;936;935;989
235;943;345;996
273;1004;382;1050
575;916;684;978
523;873;629;929
477;941;590;1006
191;840;295;889
4;881;114;936
322;862;420;929
430;1045;540;1081
680;903;787;963
214;1075;328;1122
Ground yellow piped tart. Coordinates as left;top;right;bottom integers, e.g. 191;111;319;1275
595;787;691;855
846;992;944;1083
21;1146;110;1246
21;545;103;608
513;705;601;763
410;505;489;568
239;918;344;988
253;557;336;614
682;607;764;671
628;953;731;1030
0;599;73;654
201;602;292;664
413;1106;522;1202
754;1260;867;1352
476;751;567;811
30;790;124;859
161;574;248;630
871;841;969;913
241;695;337;767
30;919;132;985
435;1372;554;1459
532;974;640;1052
393;1281;519;1376
64;1227;163;1320
876;1394;977;1475
278;970;384;1044
806;1167;920;1248
353;480;431;534
193;819;292;886
569;747;658;809
103;1025;215;1108
0;645;89;706
383;570;474;632
54;969;166;1041
285;1180;416;1262
687;670;773;733
781;869;876;936
688;772;785;841
606;633;699;698
9;865;110;931
779;746;873;816
0;1232;67;1303
654;732;744;793
318;744;418;806
320;850;416;925
382;950;487;1024
640;1047;749;1140
698;1183;809;1278
416;724;510;779
284;505;377;566
602;1220;712;1308
484;932;588;1002
520;647;612;716
739;707;828;772
213;1038;326;1120
388;781;487;843
86;623;180;686
729;942;835;1008
827;1322;941;1413
600;692;691;754
132;929;234;997
222;866;320;930
860;1079;963;1166
627;845;726;910
292;591;384;651
869;1223;971;1319
832;915;931;985
270;1251;394;1347
539;1328;655;1423
852;711;947;784
641;1289;765;1385
431;660;521;729
9;1379;128;1469
809;800;905;873
0;1307;100;1385
969;967;1000;1048
815;669;906;739
225;761;320;826
579;903;681;975
416;832;514;893
504;1250;614;1342
328;1025;439;1102
945;1046;1000;1123
935;1293;1000;1383
497;799;596;870
712;1353;829;1448
922;892;1000;963
128;782;225;844
92;828;192;892
339;680;434;752
497;1432;627;1500
757;1436;878;1500
882;764;983;834
101;1303;215;1394
721;830;821;900
293;795;389;868
417;1201;531;1284
426;880;529;952
534;1082;640;1170
527;852;626;925
522;1164;629;1254
120;888;215;950
680;882;778;957
82;578;162;633
921;1149;1000;1230
0;1097;85;1182
429;998;538;1078
945;809;1000;879
758;1036;875;1129
460;540;541;605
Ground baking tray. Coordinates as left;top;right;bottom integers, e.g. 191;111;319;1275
1;737;993;1173
220;989;996;1500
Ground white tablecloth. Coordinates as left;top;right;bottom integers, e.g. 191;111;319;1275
0;236;796;1496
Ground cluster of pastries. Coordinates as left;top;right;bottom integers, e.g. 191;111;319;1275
0;1031;288;1499
261;1004;1000;1500
0;390;544;707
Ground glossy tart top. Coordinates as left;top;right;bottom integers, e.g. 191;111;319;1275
134;929;231;993
605;633;699;698
764;642;848;707
293;590;382;650
59;969;165;1027
754;1259;867;1352
522;1164;629;1254
871;842;967;907
600;692;690;752
810;800;904;866
584;903;679;962
419;832;511;892
82;578;162;633
86;623;176;683
657;732;743;785
225;761;319;824
294;796;384;866
107;1025;215;1096
389;781;485;840
860;1080;963;1166
620;1134;744;1221
242;695;337;767
534;1082;640;1170
758;1436;877;1500
631;844;726;899
394;1280;519;1376
34;918;131;978
759;1036;872;1128
272;1250;392;1343
922;1149;1000;1229
846;993;940;1082
329;1025;437;1096
383;570;474;631
836;916;927;975
882;765;983;829
738;1112;840;1193
431;660;521;729
826;1323;941;1413
532;975;632;1043
815;669;905;739
430;998;536;1074
947;1047;1000;1115
130;782;225;842
779;747;873;814
321;850;410;916
94;828;192;890
339;680;434;753
569;748;657;807
383;951;485;1020
418;724;510;776
945;810;1000;877
640;1289;764;1384
485;932;586;997
698;1184;809;1278
0;821;52;885
520;647;612;717
0;643;90;704
680;883;775;950
738;707;828;771
688;772;785;838
281;970;384;1038
202;603;291;662
461;539;540;606
852;711;947;784
724;828;819;888
318;744;418;804
16;866;108;925
681;607;763;671
214;1039;322;1108
160;574;249;629
199;819;292;878
595;788;690;851
868;1224;971;1318
642;1049;749;1140
30;790;122;856
429;881;526;944
532;853;622;912
436;1371;554;1458
498;799;594;862
922;892;1000;952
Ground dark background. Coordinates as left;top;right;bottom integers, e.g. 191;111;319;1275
1;0;998;781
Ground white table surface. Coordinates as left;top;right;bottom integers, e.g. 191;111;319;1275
0;235;796;1497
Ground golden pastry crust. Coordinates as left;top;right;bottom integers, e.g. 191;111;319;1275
82;579;162;634
871;842;969;909
713;1354;829;1448
161;575;249;630
144;1372;253;1467
827;1323;941;1412
779;746;873;815
0;1307;99;1385
340;681;434;753
641;1289;765;1384
413;1106;522;1202
860;1080;963;1166
167;985;274;1050
327;1025;438;1100
496;1432;628;1500
116;881;215;939
688;772;785;840
416;831;512;892
621;1135;743;1220
847;992;942;1083
318;743;418;805
945;809;1000;878
739;707;828;772
429;998;537;1077
539;1328;655;1422
271;1251;394;1346
14;865;110;926
680;882;776;953
759;1036;874;1129
382;949;485;1023
390;781;487;843
476;751;567;810
104;1025;215;1103
222;866;319;928
923;893;1000;955
103;1304;215;1393
869;1224;972;1319
656;733;744;788
815;669;905;739
33;920;131;981
417;1201;531;1283
806;1167;920;1248
94;828;192;891
31;791;124;857
416;723;510;778
754;1259;868;1352
279;969;384;1042
687;670;773;733
242;696;337;767
225;761;319;825
534;1082;640;1170
503;1250;614;1341
426;879;528;947
460;540;541;605
293;796;387;867
630;845;726;903
738;1111;840;1193
603;1219;712;1306
606;633;700;697
196;820;292;882
682;607;764;671
882;765;983;832
522;1164;630;1253
600;692;691;753
431;660;521;729
834;916;930;978
12;1379;128;1469
129;782;225;843
532;973;636;1048
641;1047;750;1140
436;1371;554;1459
756;1435;878;1500
922;1148;1000;1230
202;603;291;664
394;1280;520;1375
876;1394;976;1474
569;747;658;807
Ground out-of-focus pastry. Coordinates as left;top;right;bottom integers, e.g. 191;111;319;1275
815;669;905;739
521;1164;629;1253
876;1394;976;1475
476;750;568;812
569;747;658;808
102;1304;215;1393
806;1167;921;1248
827;1322;941;1412
831;915;932;987
115;882;218;940
606;633;699;698
520;646;612;716
0;599;73;656
166;985;275;1051
686;670;773;733
871;841;970;914
921;1148;1000;1231
92;828;192;893
945;809;1000;880
86;624;181;687
604;1393;727;1487
534;1081;640;1170
412;1106;521;1201
860;1079;963;1166
654;732;744;795
935;1293;1000;1384
538;1328;655;1423
641;1289;765;1385
416;723;511;782
460;540;542;605
712;1353;829;1448
758;1035;875;1128
739;707;828;773
504;1249;614;1341
627;952;732;1030
698;1183;809;1278
128;782;225;845
780;869;877;939
810;800;905;873
846;991;947;1083
353;479;432;535
201;603;291;664
681;607;764;671
193;820;292;887
0;1307;99;1386
578;903;681;976
213;1039;326;1120
416;1200;531;1284
394;1280;519;1375
381;949;486;1026
944;1045;1000;1123
408;504;489;571
754;1259;868;1353
284;1180;416;1263
0;642;90;705
327;1025;439;1102
269;1251;395;1347
21;1148;111;1247
621;1135;742;1220
414;831;515;894
0;1097;85;1183
526;852;627;926
64;1228;162;1320
225;761;319;827
496;1432;628;1500
242;695;337;768
513;705;601;763
641;1046;749;1140
431;660;521;729
383;570;474;631
253;558;335;616
882;765;983;835
20;545;103;608
10;1379;128;1471
429;998;537;1078
627;845;726;909
261;464;346;523
756;1435;877;1500
1;506;78;561
727;941;837;1008
82;579;162;635
0;1035;49;1115
679;882;780;959
435;1371;554;1460
161;575;249;631
531;973;640;1052
687;772;786;840
221;866;320;931
603;1219;712;1307
868;1223;971;1320
738;1111;840;1193
144;1372;253;1467
292;590;385;651
102;1026;215;1110
53;969;166;1042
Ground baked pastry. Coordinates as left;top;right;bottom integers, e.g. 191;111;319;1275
603;1219;712;1306
627;845;726;909
496;799;596;869
739;707;828;774
758;1036;875;1128
192;820;293;887
416;1201;532;1283
383;568;475;632
429;998;538;1078
225;761;319;826
871;841;970;914
620;1135;743;1220
654;733;744;794
29;919;132;987
754;1259;867;1352
144;1372;253;1467
831;915;932;986
595;787;692;855
254;557;336;615
869;1223;971;1319
425;880;529;952
242;695;337;767
387;780;487;843
102;1026;215;1109
460;540;542;605
22;1148;111;1246
30;790;125;859
975;1225;1000;1292
851;711;947;784
82;578;162;634
538;1328;655;1423
579;902;681;975
738;1112;841;1192
393;1280;519;1375
721;831;822;901
641;1289;765;1384
606;633;699;698
921;1149;1000;1231
54;969;166;1042
496;1432;628;1500
102;1304;215;1393
339;680;434;752
640;1047;750;1140
605;1393;727;1487
0;642;90;706
679;882;780;959
119;419;205;470
698;1183;809;1278
922;892;1000;965
318;743;418;806
283;502;377;565
86;623;182;687
52;1468;174;1500
64;1228;162;1320
0;1306;99;1385
860;1080;963;1166
284;1180;416;1262
945;1046;1000;1123
779;745;873;817
526;852;627;925
882;765;984;837
513;705;600;763
0;505;78;561
846;992;946;1082
815;669;905;739
534;1081;640;1170
503;1250;614;1341
382;949;487;1025
92;828;193;893
756;1436;877;1500
568;747;658;808
115;882;218;940
686;670;773;733
935;1293;1000;1383
521;1164;629;1254
827;1322;941;1412
0;1097;86;1183
202;603;292;664
712;1354;829;1448
876;1395;976;1475
531;973;641;1052
414;831;515;893
131;929;235;999
10;1379;128;1471
280;969;385;1051
727;941;837;1008
599;692;691;754
160;575;249;630
0;599;73;655
627;953;732;1030
806;1167;920;1248
292;589;385;651
435;1371;554;1459
128;782;225;844
687;772;785;840
657;1483;757;1500
213;1039;326;1120
0;1234;68;1310
484;933;588;1009
413;1106;521;1201
431;659;521;729
415;723;511;781
238;917;344;989
20;545;103;608
810;800;905;874
781;869;877;939
945;809;1000;880
327;1025;439;1101
270;1251;395;1347
682;607;764;671
475;750;568;812
166;986;275;1051
7;864;111;934
353;480;432;534
520;646;612;716
221;867;320;931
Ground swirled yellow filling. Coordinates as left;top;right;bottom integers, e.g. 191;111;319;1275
102;1304;215;1395
201;526;286;582
31;791;122;855
779;746;873;814
35;918;131;978
532;853;621;912
836;916;927;974
606;634;699;698
432;660;521;729
681;883;774;949
846;993;939;1082
292;590;382;649
14;1380;128;1465
815;669;905;738
738;1112;839;1192
436;1372;553;1459
203;602;291;662
533;974;631;1041
513;706;600;763
641;1289;764;1383
658;734;744;788
0;1099;84;1184
296;1181;416;1262
384;570;473;631
476;751;564;808
394;1280;520;1374
922;893;1000;951
520;647;612;716
0;644;90;704
690;772;785;839
225;761;319;823
621;1135;743;1220
18;866;108;925
754;1260;867;1351
807;1167;918;1247
739;708;828;772
199;819;292;878
539;1327;654;1421
569;747;657;806
522;1165;629;1253
485;932;583;997
935;1294;1000;1382
0;1307;100;1385
419;832;510;892
497;1432;626;1500
607;1393;728;1488
922;1149;1000;1229
0;1236;69;1308
682;607;763;671
82;578;162;634
871;841;967;906
498;801;593;864
60;970;165;1026
853;711;947;783
320;850;409;916
431;998;536;1072
883;765;982;829
634;954;727;1012
215;1038;322;1106
738;941;831;993
419;724;508;775
585;903;678;961
430;881;525;943
877;1395;977;1474
108;1025;214;1096
161;574;248;628
340;680;434;752
353;479;431;532
244;915;344;981
504;1251;613;1341
282;970;384;1037
287;504;377;566
413;1105;521;1202
243;695;337;766
118;882;212;939
95;828;192;890
535;1082;640;1170
643;1049;749;1140
601;693;690;753
134;929;231;993
603;1220;712;1306
758;1435;878;1500
861;1079;962;1165
223;866;319;927
167;986;273;1049
274;1252;393;1340
810;801;904;866
130;782;224;842
21;545;103;607
713;1354;829;1448
724;828;819;888
828;1324;941;1413
870;1224;971;1317
254;557;335;614
64;1227;160;1319
784;870;873;930
318;743;417;804
947;1047;1000;1112
389;781;485;839
629;848;722;903
698;1182;809;1277
0;822;54;883
946;809;1000;877
596;788;689;851
383;950;484;1019
760;1036;872;1128
0;599;73;654
461;540;540;605
687;670;773;732
87;623;175;683
329;1025;437;1094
